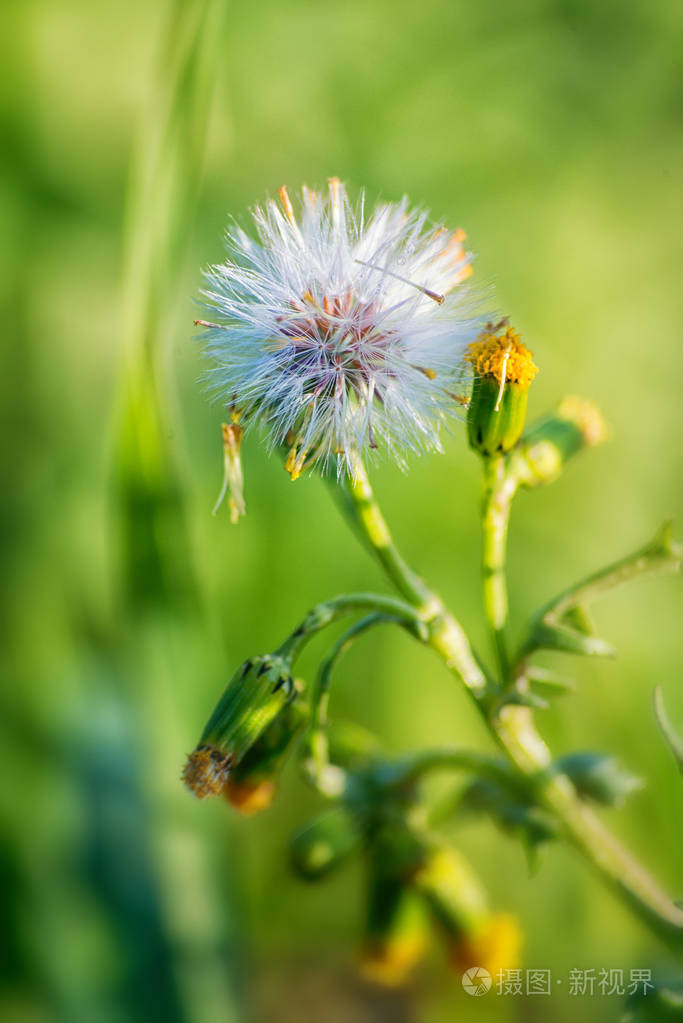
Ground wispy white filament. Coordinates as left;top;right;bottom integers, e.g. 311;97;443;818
198;180;481;473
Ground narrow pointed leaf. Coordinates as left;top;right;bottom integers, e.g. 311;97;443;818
526;667;576;697
561;604;597;636
498;689;550;711
532;622;615;658
555;753;643;806
653;686;683;777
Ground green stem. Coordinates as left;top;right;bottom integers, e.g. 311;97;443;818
496;707;683;952
481;455;518;682
345;457;492;702
276;592;426;663
336;466;433;608
312;613;419;729
380;748;519;791
306;612;415;783
515;520;680;668
341;455;683;956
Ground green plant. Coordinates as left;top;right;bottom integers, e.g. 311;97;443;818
184;183;683;989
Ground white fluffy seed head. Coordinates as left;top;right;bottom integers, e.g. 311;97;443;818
198;179;482;475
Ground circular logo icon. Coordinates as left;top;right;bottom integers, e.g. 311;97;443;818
462;966;492;996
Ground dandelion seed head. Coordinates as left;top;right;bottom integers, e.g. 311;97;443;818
199;179;484;474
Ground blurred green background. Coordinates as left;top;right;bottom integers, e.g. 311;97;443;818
1;0;682;1020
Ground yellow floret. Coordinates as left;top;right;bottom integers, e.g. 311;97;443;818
466;325;538;388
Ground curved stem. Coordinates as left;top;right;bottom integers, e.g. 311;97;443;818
340;455;683;956
380;748;519;791
276;591;425;663
306;612;416;782
515;520;681;669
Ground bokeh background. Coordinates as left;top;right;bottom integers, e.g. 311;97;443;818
1;0;682;1020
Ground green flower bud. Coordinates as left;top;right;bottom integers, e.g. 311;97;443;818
182;653;296;800
290;808;362;880
513;394;608;481
466;323;538;456
224;696;306;814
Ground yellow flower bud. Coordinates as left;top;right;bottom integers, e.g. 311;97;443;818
466;323;538;456
222;697;306;814
359;875;428;988
223;778;276;815
449;912;522;976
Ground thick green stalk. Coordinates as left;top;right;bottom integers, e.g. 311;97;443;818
494;706;683;952
342;456;683;956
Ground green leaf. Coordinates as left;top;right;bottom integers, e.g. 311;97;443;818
531;622;615;658
555;753;643;807
646;518;678;561
526;667;576;697
497;689;550;711
518;520;681;664
561;604;597;636
653;687;683;777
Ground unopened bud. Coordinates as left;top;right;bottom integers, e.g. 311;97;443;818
223;696;306;814
290;808;362;880
223;778;276;814
182;654;297;800
359;872;428;988
413;844;488;937
466;323;538;456
414;845;521;975
450;912;522;975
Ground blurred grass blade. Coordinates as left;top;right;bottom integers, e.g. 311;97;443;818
108;3;243;1022
653;686;683;777
114;0;225;613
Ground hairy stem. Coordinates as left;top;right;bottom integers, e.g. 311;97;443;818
342;456;683;956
